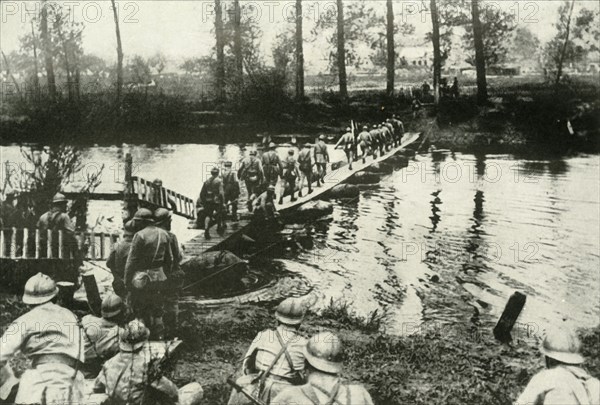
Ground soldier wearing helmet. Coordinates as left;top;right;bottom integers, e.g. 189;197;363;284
0;273;85;405
124;208;173;339
314;135;330;187
357;125;372;164
228;298;307;405
154;207;185;339
273;331;374;405
368;125;382;159
238;149;264;212
106;220;136;298
261;142;283;200
200;167;225;239
94;319;204;405
81;294;126;377
280;149;300;204
334;127;356;170
223;161;241;222
253;185;278;223
36;192;80;262
516;326;600;405
297;143;314;197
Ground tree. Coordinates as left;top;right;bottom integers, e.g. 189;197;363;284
50;6;84;102
510;27;540;63
41;0;56;100
233;0;243;98
555;0;576;85
214;0;225;101
430;0;442;104
295;0;304;100
30;21;41;96
471;0;487;104
336;0;348;101
111;0;124;104
127;56;152;84
386;0;395;96
149;52;167;75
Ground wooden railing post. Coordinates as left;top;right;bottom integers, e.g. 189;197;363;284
90;231;96;260
47;230;53;258
35;229;40;258
58;230;64;259
23;228;29;258
99;232;105;260
10;227;17;258
0;229;5;258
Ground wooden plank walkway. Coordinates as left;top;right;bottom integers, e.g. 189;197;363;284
182;132;421;256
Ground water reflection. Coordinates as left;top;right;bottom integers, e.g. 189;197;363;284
429;190;442;233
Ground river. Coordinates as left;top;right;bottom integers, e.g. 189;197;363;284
1;144;599;335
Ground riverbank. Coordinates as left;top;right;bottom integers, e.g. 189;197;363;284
169;301;600;404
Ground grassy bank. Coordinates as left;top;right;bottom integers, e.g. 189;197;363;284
170;300;600;405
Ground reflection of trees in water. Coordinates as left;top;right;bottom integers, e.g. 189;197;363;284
429;190;442;233
475;153;486;179
463;190;486;274
547;159;568;177
332;197;359;246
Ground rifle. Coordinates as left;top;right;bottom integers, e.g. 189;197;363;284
226;377;268;405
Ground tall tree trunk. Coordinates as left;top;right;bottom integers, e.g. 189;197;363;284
111;0;124;105
55;24;73;102
556;0;576;86
215;0;225;101
336;0;348;102
471;0;487;105
31;21;41;99
295;0;305;100
41;0;56;101
430;0;441;104
1;51;23;98
233;0;243;102
386;0;395;97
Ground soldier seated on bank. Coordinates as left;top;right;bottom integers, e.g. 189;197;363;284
94;320;203;405
81;294;126;378
273;331;374;405
228;298;307;405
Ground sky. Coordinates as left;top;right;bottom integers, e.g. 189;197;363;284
1;1;597;74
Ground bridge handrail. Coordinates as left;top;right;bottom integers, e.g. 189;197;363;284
131;177;195;219
0;227;122;261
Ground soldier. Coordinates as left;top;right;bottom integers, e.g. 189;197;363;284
280;149;300;204
37;192;80;263
297;143;314;197
223;161;241;221
384;119;396;147
253;185;277;223
262;142;283;198
0;273;85;405
81;294;126;377
334;127;356;170
124;208;173;339
107;220;136;298
273;331;374;405
228;298;307;405
154;208;185;339
238;149;264;212
515;326;600;405
94;320;203;405
369;125;381;159
200;167;225;239
357;125;372;164
314;135;330;187
379;123;392;151
391;115;405;144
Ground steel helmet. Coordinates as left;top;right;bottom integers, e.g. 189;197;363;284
211;167;220;175
269;142;277;149
267;185;276;192
22;272;59;305
304;331;343;374
52;192;67;204
275;298;306;325
154;208;172;224
119;319;150;352
224;161;233;168
123;220;136;237
288;149;295;155
133;208;154;222
101;294;124;319
249;149;258;156
540;326;585;364
319;135;326;140
345;127;351;132
363;126;368;130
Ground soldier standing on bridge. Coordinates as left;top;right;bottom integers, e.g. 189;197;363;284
238;149;264;212
154;208;185;339
314;135;330;187
200;167;225;240
106;220;135;298
357;125;372;164
334;127;356;170
262;143;283;201
223;161;241;222
124;208;172;339
297;143;314;197
369;126;382;159
280;149;300;204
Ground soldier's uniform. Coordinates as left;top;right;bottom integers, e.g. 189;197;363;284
223;162;241;221
106;221;135;298
0;273;85;405
297;145;313;197
280;152;300;204
229;299;306;405
253;187;277;222
314;136;330;186
124;210;174;339
335;130;355;170
37;193;80;263
81;315;120;377
380;125;393;151
200;170;225;238
262;144;283;189
357;128;372;163
369;128;381;158
238;152;264;211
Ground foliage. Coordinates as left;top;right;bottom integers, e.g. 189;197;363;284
508;27;541;65
320;298;386;333
149;52;167;75
368;17;415;69
126;55;152;84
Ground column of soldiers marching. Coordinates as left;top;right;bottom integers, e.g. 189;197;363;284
1;119;599;405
